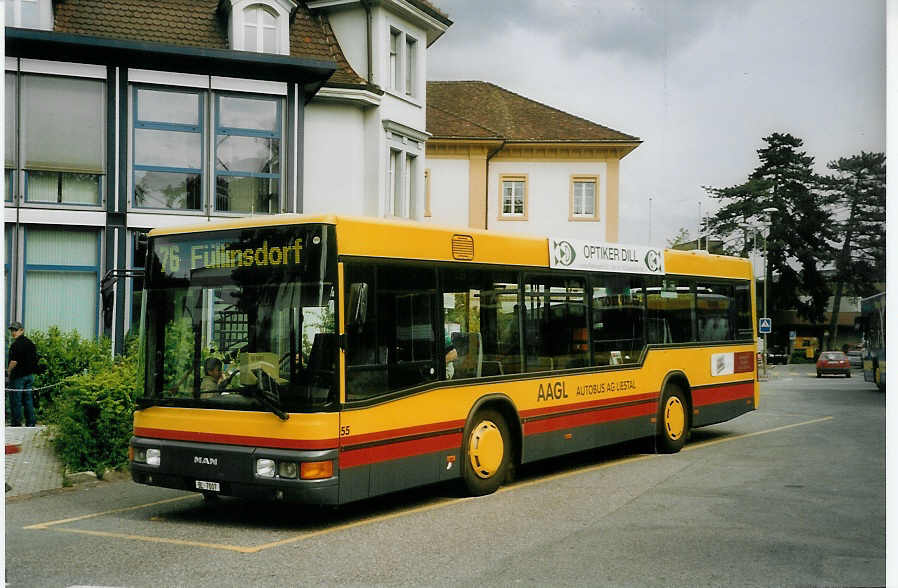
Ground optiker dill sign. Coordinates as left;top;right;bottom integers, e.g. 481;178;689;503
549;237;665;275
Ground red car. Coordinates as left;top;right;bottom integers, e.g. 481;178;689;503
816;351;851;378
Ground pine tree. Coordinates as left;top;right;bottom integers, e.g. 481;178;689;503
823;151;886;349
705;133;835;323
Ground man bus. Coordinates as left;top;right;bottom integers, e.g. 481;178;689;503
130;215;758;504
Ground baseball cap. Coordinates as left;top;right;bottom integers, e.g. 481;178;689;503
8;321;23;331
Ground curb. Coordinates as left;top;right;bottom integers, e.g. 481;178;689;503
5;469;132;503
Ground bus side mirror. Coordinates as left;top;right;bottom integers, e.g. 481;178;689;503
347;283;368;332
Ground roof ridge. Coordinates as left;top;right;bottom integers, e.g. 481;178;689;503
428;103;503;138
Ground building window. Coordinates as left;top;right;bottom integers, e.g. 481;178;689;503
243;4;278;53
225;0;291;54
214;94;282;214
5;0;51;30
499;175;528;219
570;175;598;220
405;37;417;97
390;29;401;92
132;87;204;210
20;75;105;206
388;148;401;216
23;227;99;337
387;28;418;98
5;74;15;203
406;153;416;217
5;226;13;327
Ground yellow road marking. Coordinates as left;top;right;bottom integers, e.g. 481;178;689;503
23;495;198;529
54;527;257;553
683;416;834;452
24;416;834;552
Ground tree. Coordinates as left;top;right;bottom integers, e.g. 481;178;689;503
705;133;835;324
666;227;692;248
823;151;886;349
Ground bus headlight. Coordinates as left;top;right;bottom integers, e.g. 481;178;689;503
278;461;298;479
256;458;276;478
132;447;160;466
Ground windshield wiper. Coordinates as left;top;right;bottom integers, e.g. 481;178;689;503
242;369;289;421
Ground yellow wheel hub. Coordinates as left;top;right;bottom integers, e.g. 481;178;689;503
664;396;685;441
468;420;504;479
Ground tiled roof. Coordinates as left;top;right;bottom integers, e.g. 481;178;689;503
52;0;368;87
426;104;501;139
427;81;639;143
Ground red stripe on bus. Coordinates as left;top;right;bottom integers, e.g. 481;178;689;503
133;427;338;450
523;402;656;436
342;419;466;448
519;392;659;419
340;432;463;468
692;381;754;407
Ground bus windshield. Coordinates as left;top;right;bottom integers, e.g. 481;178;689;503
140;224;338;413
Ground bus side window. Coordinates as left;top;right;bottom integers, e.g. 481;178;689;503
591;274;645;365
646;277;694;343
523;275;588;372
440;268;521;378
696;282;735;342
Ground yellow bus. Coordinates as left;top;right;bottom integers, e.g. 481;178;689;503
130;215;758;503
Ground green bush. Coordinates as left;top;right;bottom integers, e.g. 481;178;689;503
25;327;113;422
51;352;136;478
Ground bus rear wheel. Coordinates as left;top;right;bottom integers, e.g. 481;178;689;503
462;409;511;496
657;384;688;453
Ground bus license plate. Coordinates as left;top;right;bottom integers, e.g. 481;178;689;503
195;480;220;492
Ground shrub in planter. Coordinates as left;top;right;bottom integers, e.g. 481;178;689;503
51;355;136;478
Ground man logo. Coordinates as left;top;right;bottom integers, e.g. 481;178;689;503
554;240;576;266
644;249;662;273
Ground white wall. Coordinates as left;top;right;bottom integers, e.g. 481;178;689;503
426;158;470;227
325;8;368;80
372;6;427;131
488;160;609;240
303;102;367;215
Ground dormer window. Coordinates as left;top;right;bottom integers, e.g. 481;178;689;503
224;0;295;55
5;0;52;30
244;5;278;53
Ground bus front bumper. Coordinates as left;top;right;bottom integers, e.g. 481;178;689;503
130;436;340;505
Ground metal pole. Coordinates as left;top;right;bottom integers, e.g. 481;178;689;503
762;232;768;380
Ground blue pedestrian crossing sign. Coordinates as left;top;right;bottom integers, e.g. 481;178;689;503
759;318;772;334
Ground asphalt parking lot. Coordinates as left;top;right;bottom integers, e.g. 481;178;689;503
5;363;885;587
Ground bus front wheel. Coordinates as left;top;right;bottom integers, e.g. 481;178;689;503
657;384;688;453
462;409;511;496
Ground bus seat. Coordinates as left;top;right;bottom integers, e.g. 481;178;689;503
308;333;338;373
481;360;504;377
452;332;482;379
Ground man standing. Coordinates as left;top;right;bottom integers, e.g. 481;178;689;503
7;321;37;427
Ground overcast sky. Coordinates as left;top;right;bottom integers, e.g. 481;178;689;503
427;0;886;247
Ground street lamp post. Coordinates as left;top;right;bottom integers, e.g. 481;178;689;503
760;207;778;380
